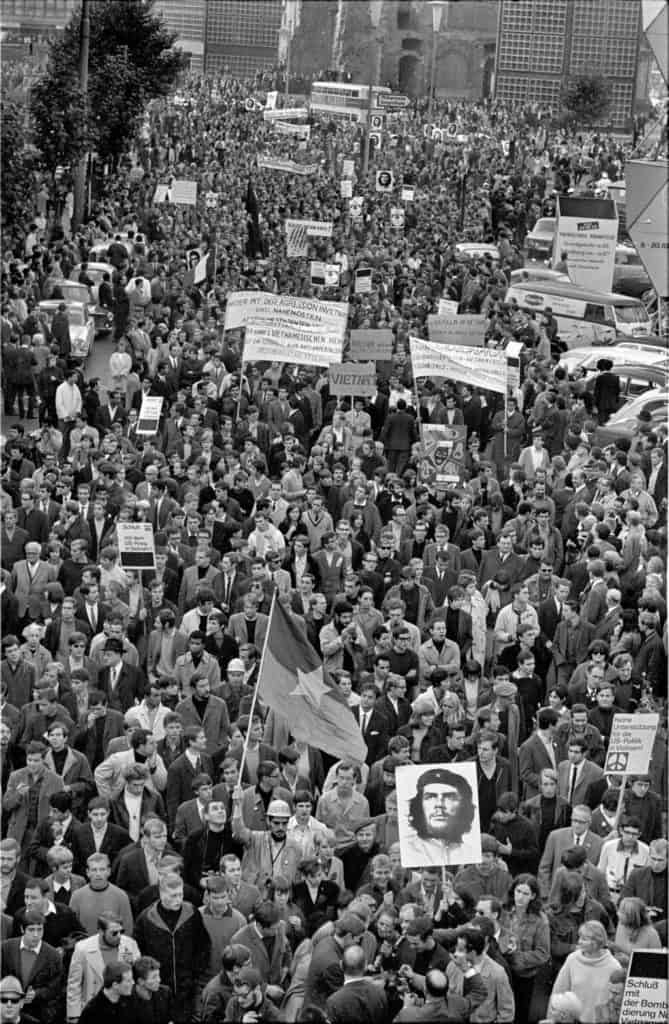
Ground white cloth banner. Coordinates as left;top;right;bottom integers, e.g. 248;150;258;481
410;336;507;394
274;121;311;139
262;107;309;121
225;291;349;340
244;322;344;366
169;179;197;205
257;156;319;174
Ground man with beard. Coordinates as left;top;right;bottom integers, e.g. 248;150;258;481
402;767;479;867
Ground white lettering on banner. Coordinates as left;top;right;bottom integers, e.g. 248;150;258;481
117;523;156;570
136;396;164;436
427;314;486;347
401;187;415;202
244;323;343;367
553;195;618;293
224;292;349;339
604;713;658;775
328;362;376;397
410;336;507;394
153;184;170;203
169;179;197;205
257;157;319;175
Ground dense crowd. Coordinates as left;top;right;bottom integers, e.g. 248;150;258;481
0;67;667;1024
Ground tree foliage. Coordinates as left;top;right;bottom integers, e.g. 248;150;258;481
562;74;611;125
31;0;186;172
1;99;36;232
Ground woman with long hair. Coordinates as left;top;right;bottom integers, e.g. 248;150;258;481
613;896;661;956
397;696;437;763
506;873;551;1023
550;921;622;1023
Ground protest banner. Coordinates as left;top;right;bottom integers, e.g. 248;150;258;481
274;120;311;139
117;522;156;570
396;763;482;869
257;156;319;175
310;261;340;287
224;292;348;340
390;207;405;229
419;423;467;486
262;106;309;121
169;179;197;205
342;159;355;178
401;186;415;202
153;184;170;203
328;361;376;397
604;714;659;775
619;948;667;1024
285;219;333;257
410;336;507;394
354;268;373;294
136;396;164;436
552;195;618;293
244;322;344;367
427;314;486;347
341;179;353;198
349;328;393;361
375;170;395;193
438;298;459;315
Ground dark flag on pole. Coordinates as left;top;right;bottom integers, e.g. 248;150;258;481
245;178;264;258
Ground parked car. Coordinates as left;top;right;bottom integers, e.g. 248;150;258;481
37;300;95;360
454;242;500;263
558;343;669;376
595;388;669;447
510;266;570;286
43;278;113;336
524;217;556;262
71;262;116;303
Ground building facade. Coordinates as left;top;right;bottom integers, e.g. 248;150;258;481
204;0;283;77
153;0;206;72
494;0;643;128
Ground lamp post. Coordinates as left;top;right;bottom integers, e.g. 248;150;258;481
362;0;385;177
427;1;448;121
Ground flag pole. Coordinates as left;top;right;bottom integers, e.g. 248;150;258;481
236;589;277;785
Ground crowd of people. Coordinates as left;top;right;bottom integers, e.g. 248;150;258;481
0;63;667;1024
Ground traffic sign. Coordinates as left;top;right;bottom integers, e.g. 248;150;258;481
627;172;668;299
377;93;410;110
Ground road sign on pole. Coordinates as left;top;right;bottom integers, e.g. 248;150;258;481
377;93;410;110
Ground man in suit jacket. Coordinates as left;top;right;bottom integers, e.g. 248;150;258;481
354;686;390;766
97;638;145;713
72;694;126;769
113;819;172;909
380;400;419;476
557;740;604;807
538;583;570;644
537;811;604;897
17;493;49;545
518;710;560;799
175;681;230;757
2;913;63;1024
11;548;58;622
227;605;268;651
69;802;131;876
375;678;411;735
3;748;64;852
325;944;388;1024
165;730;215;829
66;923;140;1020
302;912;366;1013
478;533;525;588
94;730;167;801
579;566;608;627
1;512;30;573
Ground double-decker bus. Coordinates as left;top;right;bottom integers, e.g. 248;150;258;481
309;81;392;122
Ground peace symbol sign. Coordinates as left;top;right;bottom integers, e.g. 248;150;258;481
605;751;628;773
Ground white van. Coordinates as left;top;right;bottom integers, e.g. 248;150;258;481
504;281;652;347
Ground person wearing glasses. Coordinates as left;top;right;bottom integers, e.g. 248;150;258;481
66;914;140;1023
0;975;39;1024
538;806;604;900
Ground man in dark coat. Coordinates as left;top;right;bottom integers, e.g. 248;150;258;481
1;910;63;1024
380;400;418;476
325;944;389;1024
593;359;620;424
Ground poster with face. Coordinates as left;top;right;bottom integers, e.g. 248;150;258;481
396;762;482;869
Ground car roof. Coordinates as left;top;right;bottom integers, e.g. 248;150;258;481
38;299;88;311
74;261;114;271
608;389;669;420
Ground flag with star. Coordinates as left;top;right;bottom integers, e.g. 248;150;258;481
257;599;367;762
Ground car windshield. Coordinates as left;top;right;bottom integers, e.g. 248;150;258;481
534;219;555;234
68;310;86;326
61;285;89;302
615;304;649;324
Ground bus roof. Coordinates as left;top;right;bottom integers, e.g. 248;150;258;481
311;81;391;93
508;281;643;305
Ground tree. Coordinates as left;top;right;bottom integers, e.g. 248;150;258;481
562;74;611;126
31;0;186;173
1;99;37;235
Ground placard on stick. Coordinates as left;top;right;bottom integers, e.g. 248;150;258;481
328;362;376;398
117;523;156;571
604;713;659;775
136;396;164;436
619;948;667;1024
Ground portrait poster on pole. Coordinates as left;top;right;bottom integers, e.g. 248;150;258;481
396;763;482;869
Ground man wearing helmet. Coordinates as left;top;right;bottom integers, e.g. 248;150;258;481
231;789;302;890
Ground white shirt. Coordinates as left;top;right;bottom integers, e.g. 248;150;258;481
124;790;143;842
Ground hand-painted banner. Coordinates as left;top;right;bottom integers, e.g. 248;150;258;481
328;361;376;397
225;292;348;340
257;156;319;174
274;121;311;139
244;322;344;367
262;107;309;121
285;219;333;257
410;336;507;394
419;423;467;486
169;179;198;205
349;329;393;360
136;396;164;436
427;314;486;347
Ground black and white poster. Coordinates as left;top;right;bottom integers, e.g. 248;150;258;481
396;763;482;869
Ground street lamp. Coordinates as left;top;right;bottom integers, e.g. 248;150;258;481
362;0;385;176
428;1;449;121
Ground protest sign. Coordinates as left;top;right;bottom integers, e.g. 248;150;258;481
225;292;348;340
354;268;373;294
619;948;667;1024
257;156;319;175
244;322;343;367
419;423;467;486
438;298;459;315
265;89;278;110
204;191;219;209
427;314;486;347
136;396;164;436
375;170;395;193
169;179;197;205
349;329;393;361
262;106;309;121
285;219;333;257
401;187;415;202
370;113;384;130
349;196;364;220
341;179;353;198
117;522;156;570
274;121;311;139
310;262;340;287
410;337;507;394
505;340;524;396
328;362;376;397
153;184;170;204
552;195;618;293
390;207;405;229
604;714;659;775
396;763;482;869
342;159;355;178
369;131;382;150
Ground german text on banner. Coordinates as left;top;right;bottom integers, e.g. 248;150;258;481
310;262;340;287
258;600;368;762
552;195;618;293
427;313;486;346
328;362;376;397
349;329;393;360
244;323;344;367
224;292;349;340
410;336;507;394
